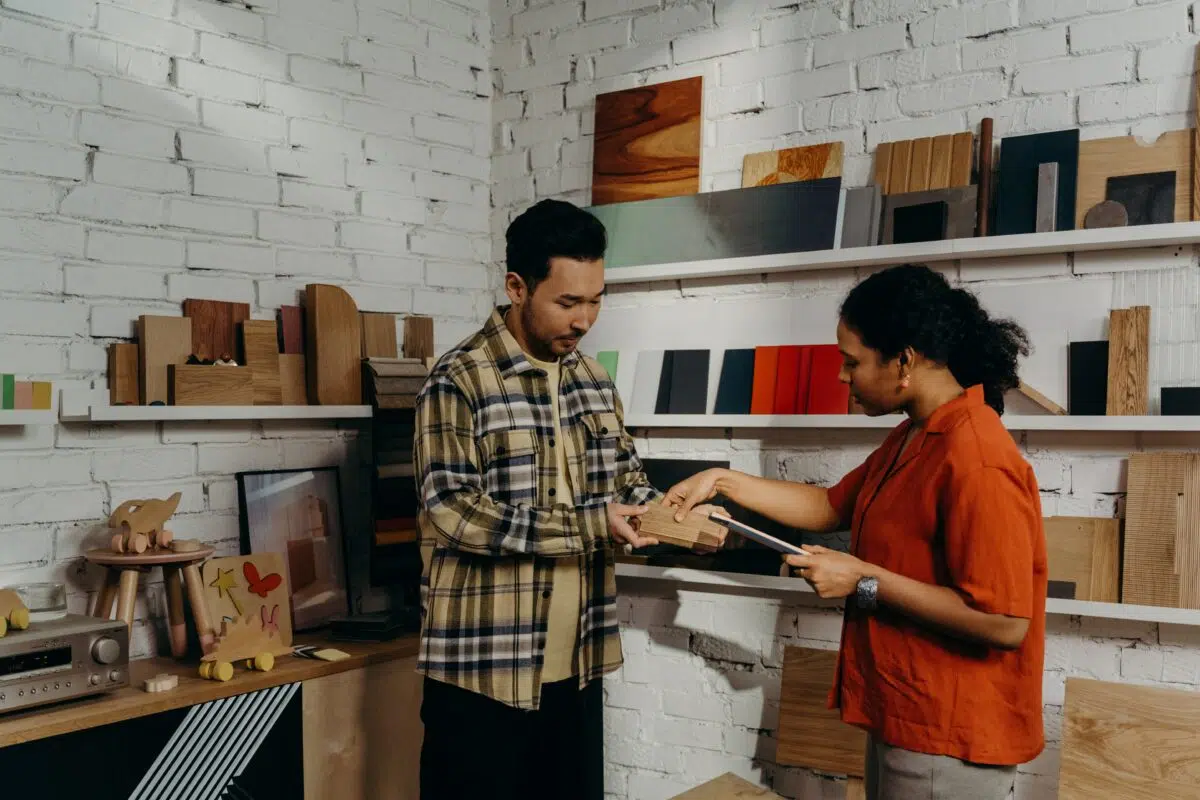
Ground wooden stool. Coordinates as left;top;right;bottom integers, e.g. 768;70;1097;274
85;546;216;658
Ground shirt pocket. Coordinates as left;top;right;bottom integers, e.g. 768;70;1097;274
479;427;539;506
581;411;622;500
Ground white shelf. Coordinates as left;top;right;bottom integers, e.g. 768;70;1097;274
60;405;373;423
615;564;1200;625
0;410;57;426
604;220;1200;284
625;414;1200;432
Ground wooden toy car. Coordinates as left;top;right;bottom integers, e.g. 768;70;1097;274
109;492;181;554
198;614;290;682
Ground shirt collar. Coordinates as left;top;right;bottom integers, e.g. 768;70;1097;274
924;383;986;433
484;305;580;379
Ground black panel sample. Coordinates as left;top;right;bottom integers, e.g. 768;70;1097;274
1048;580;1077;600
1161;387;1200;415
1106;170;1176;226
892;200;948;243
667;349;710;414
994;129;1080;235
1068;340;1108;416
714;348;755;414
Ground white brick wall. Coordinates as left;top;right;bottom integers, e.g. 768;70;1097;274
0;0;494;645
489;0;1200;797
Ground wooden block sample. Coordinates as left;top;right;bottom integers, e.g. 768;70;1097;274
1069;340;1108;415
278;305;305;354
1044;516;1120;602
360;312;398;358
279;354;308;405
241;319;283;405
201;553;293;656
637;503;725;550
995;129;1079;235
1084;200;1129;228
138;315;192;405
846;779;866;800
1106;306;1150;415
108;343;139;406
875;133;973;195
742;142;843;188
169;365;254;405
12;381;31;410
882;186;977;244
777;646;867;776
402;315;434;361
31;381;51;410
592;76;702;206
668;773;785;800
1061;677;1200;799
1018;381;1066;415
305;283;362;406
1123;452;1200;609
1194;43;1200;221
1075;130;1192;229
182;299;249;363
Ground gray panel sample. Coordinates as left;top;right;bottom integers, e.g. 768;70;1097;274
841;185;882;248
882;186;977;244
631;350;664;414
1036;162;1059;233
586;177;842;269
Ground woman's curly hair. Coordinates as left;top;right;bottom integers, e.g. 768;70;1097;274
839;264;1031;415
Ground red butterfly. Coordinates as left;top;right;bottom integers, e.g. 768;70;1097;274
244;561;282;598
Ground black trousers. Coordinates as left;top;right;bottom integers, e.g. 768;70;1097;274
419;676;604;800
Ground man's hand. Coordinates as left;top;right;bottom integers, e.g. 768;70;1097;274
662;468;727;520
608;502;656;550
784;545;870;599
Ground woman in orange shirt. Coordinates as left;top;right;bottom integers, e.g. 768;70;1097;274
667;264;1047;799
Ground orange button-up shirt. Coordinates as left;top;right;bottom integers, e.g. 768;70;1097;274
826;384;1047;766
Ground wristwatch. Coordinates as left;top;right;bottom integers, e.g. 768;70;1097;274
855;575;879;611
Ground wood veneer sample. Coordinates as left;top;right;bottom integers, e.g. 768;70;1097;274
108;343;139;406
402;315;433;361
361;312;398;359
1122;452;1200;608
777;646;867;776
1106;306;1149;415
638;503;725;550
182;299;249;364
1075;130;1191;229
278;305;305;354
1017;381;1066;415
592;76;702;205
1044;516;1120;602
875;133;974;195
138;315;192;405
169;365;253;405
241;319;282;405
742;142;843;187
305;284;362;406
279;354;307;405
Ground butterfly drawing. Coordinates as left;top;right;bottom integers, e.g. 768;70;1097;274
244;561;282;598
260;604;280;635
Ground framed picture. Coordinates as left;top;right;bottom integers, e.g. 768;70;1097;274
236;467;351;632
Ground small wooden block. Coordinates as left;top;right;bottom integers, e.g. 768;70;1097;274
1106;306;1150;416
138;315;193;405
637;503;725;549
668;773;785;800
305;283;362;406
108;343;139;405
402;315;434;361
278;305;305;354
144;673;179;693
279;354;308;405
360;312;399;358
169;365;254;406
31;382;51;411
241;319;283;405
183;299;250;363
171;539;204;552
12;381;32;410
1045;516;1120;603
1018;381;1067;415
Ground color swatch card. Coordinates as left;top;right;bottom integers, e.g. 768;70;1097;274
631;351;665;414
714;349;755;414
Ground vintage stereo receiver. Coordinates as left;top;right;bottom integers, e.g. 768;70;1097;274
0;614;129;714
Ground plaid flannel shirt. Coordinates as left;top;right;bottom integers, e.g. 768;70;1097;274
414;306;659;710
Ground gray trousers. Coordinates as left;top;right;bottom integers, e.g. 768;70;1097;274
864;736;1017;800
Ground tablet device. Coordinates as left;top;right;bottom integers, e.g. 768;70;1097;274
708;512;809;555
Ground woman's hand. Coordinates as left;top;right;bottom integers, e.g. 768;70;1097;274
784;545;871;599
663;468;728;520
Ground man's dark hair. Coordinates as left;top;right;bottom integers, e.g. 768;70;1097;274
505;199;607;291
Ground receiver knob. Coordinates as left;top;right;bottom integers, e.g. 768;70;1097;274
92;637;120;665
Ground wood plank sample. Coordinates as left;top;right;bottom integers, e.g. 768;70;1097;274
1075;130;1192;229
1069;340;1108;415
949;131;973;187
1194;44;1200;221
1017;381;1066;415
876;133;973;195
928;134;954;190
777;646;867;776
305;283;362;406
278;305;305;354
138;315;192;405
108;343;139;406
182;299;249;364
360;312;398;359
1045;516;1120;602
241;319;283;405
1061;677;1200;799
978;117;994;236
402;315;433;361
742;142;843;187
887;139;912;194
637;503;725;550
279;354;307;405
1122;452;1200;608
592;76;702;205
668;773;785;800
994;129;1079;235
1106;306;1150;415
169;365;253;406
845;779;866;800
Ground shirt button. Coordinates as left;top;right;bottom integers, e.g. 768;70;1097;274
600;427;609;435
548;488;556;497
542;590;551;599
496;446;506;456
549;438;556;447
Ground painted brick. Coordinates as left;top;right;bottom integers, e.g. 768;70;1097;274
64;264;166;300
966;94;1076;136
502;59;572;93
176;0;265;39
1078;84;1158;123
429;146;489;181
0;175;57;214
167;198;255;236
97;5;196;55
425;262;490;290
514;1;582;35
814;23;907;67
181;131;270;172
0;487;106;527
911;1;1018;47
412;289;480;318
88;230;185;266
202;100;287;142
1069;4;1187;53
266;17;345;60
281;180;355;213
93;153;189;194
414;56;477;94
715;106;799;146
0;14;70;62
268;146;345;185
263;82;343;122
962;26;1069;71
255;279;306;308
585;0;660;21
197;443;285;474
1020;0;1131;25
347;161;415;191
194;169;280;205
721;44;813;85
280;0;356;32
340;283;414;314
340;220;409;252
0;337;66;375
290;118;364;154
1120;646;1165;681
348;40;419;76
0;298;88;337
363;74;432;112
199;33;286;79
0;256;62;296
432;91;489;125
898;71;1008;115
176;60;261;104
258;210;337;247
107;0;175;15
73;36;171;85
430;31;488;69
4;0;94;27
102;77;198;123
414;115;476;150
343;100;410;139
410;0;474;36
276;248;354;278
0;52;98;105
634;4;714;42
356;254;424;285
674;27;755;64
1137;39;1200;80
187;240;275;274
593;43;671;78
0;95;74;141
167;272;255;304
59;186;162;227
361;192;428;224
763;63;854;106
1015;52;1133;94
290;56;363;94
804;88;901;130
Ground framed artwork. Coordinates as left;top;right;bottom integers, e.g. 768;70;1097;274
236;467;351;632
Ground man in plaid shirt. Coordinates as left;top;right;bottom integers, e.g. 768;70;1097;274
415;199;716;800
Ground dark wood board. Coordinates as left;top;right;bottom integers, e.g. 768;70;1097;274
305;283;362;406
777;646;866;776
278;305;305;355
994;129;1079;235
402;316;433;361
182;299;249;364
108;343;139;406
592;76;702;206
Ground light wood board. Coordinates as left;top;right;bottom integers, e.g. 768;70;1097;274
846;778;866;800
668;773;785;800
279;353;308;405
361;312;399;358
138;315;192;405
169;365;254;406
1017;381;1066;415
242;319;283;405
402;315;434;361
305;283;362;406
1045;516;1120;602
202;553;294;655
638;503;725;550
1123;452;1200;608
1076;130;1192;229
108;343;139;406
183;299;249;364
1061;677;1200;799
741;142;844;188
1106;306;1150;415
777;646;867;777
875;133;972;196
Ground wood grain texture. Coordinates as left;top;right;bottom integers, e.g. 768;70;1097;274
845;778;866;800
182;299;249;363
202;553;293;653
592;76;702;205
1018;381;1067;415
950;131;974;187
402;315;434;361
1045;516;1121;602
978;117;994;236
777;646;867;777
138;315;192;405
1106;305;1150;415
1177;459;1200;609
279;353;308;405
169;365;254;405
873;141;892;187
887;139;912;194
242;319;282;405
108;343;139;405
668;773;785;800
303;656;422;800
741;142;844;187
876;133;972;195
908;136;932;192
305;283;362;405
928;134;955;190
1061;677;1200;799
638;503;725;550
1123;452;1199;608
1076;130;1192;229
279;305;305;354
1194;45;1200;220
360;312;399;358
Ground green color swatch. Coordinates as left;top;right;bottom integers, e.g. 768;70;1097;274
1;375;13;410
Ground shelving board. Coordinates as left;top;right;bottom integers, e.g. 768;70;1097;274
603;219;1200;284
0;410;58;426
615;564;1200;625
60;405;374;423
625;414;1200;432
